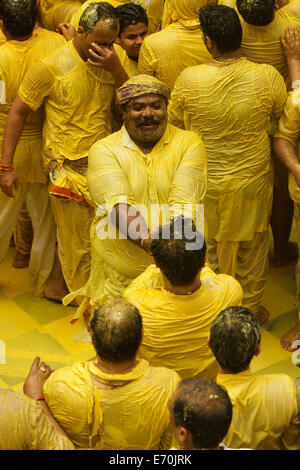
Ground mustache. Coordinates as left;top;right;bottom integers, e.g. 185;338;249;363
137;117;161;126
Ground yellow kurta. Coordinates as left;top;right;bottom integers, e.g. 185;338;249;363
217;370;300;450
162;0;218;29
0;31;5;46
18;39;115;293
68;123;207;313
237;0;300;86
123;265;243;380
276;88;300;203
114;43;140;78
0;389;74;450
169;58;287;242
0;28;65;183
138;22;211;90
38;0;82;31
71;0;164;34
44;358;180;449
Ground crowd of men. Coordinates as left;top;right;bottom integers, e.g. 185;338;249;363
1;0;300;451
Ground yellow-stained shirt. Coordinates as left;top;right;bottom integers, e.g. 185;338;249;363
162;0;218;29
87;123;207;282
239;0;300;86
71;0;164;34
217;370;300;450
169;58;287;241
114;43;140;78
0;28;65;183
44;358;180;449
276;87;300;203
38;0;82;31
19;40;115;164
138;23;211;90
123;265;243;380
0;389;74;450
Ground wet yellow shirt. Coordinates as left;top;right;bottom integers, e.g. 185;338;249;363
0;31;5;46
82;123;207;308
169;58;287;241
0;389;74;450
162;0;218;29
0;29;65;183
276;87;300;203
44;359;180;449
71;0;164;34
238;0;300;86
123;265;243;380
114;43;140;78
38;0;82;31
138;23;211;90
217;370;300;450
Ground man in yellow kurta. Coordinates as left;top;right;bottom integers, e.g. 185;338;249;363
209;306;300;450
123;219;243;381
274;27;300;350
0;357;74;450
168;5;287;324
230;0;300;269
71;0;164;34
138;0;212;90
0;0;65;296
67;74;207;320
43;298;180;449
1;3;128;301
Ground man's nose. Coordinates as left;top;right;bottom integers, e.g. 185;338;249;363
142;106;153;117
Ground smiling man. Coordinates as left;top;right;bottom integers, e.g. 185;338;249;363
0;2;128;303
67;74;207;321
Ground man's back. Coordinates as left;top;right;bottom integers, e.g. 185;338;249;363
169;58;286;175
124;265;243;380
138;23;211;90
217;371;300;450
239;0;300;83
44;358;180;449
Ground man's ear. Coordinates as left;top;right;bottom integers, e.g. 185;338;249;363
77;25;85;38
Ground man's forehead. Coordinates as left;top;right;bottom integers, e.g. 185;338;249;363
131;94;165;104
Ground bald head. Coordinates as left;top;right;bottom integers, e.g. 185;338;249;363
172;379;233;449
90;298;142;363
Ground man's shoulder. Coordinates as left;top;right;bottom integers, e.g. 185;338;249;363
89;129;124;154
146;364;181;386
167;123;203;145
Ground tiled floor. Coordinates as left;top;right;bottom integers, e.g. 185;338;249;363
1;234;300;393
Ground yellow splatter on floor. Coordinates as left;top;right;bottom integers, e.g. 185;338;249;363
0;234;300;393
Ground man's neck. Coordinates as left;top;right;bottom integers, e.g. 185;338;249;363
163;274;201;295
95;356;137;374
212;48;242;61
128;135;161;154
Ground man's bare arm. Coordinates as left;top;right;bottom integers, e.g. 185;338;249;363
0;95;32;197
113;203;152;251
274;137;300;186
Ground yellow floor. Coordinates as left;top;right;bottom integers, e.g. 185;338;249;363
0;237;300;393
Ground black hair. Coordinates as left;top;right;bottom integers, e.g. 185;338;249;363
172;379;233;449
237;0;275;26
116;3;148;36
199;4;242;54
151;216;206;286
0;0;37;37
210;306;261;373
90;298;142;363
